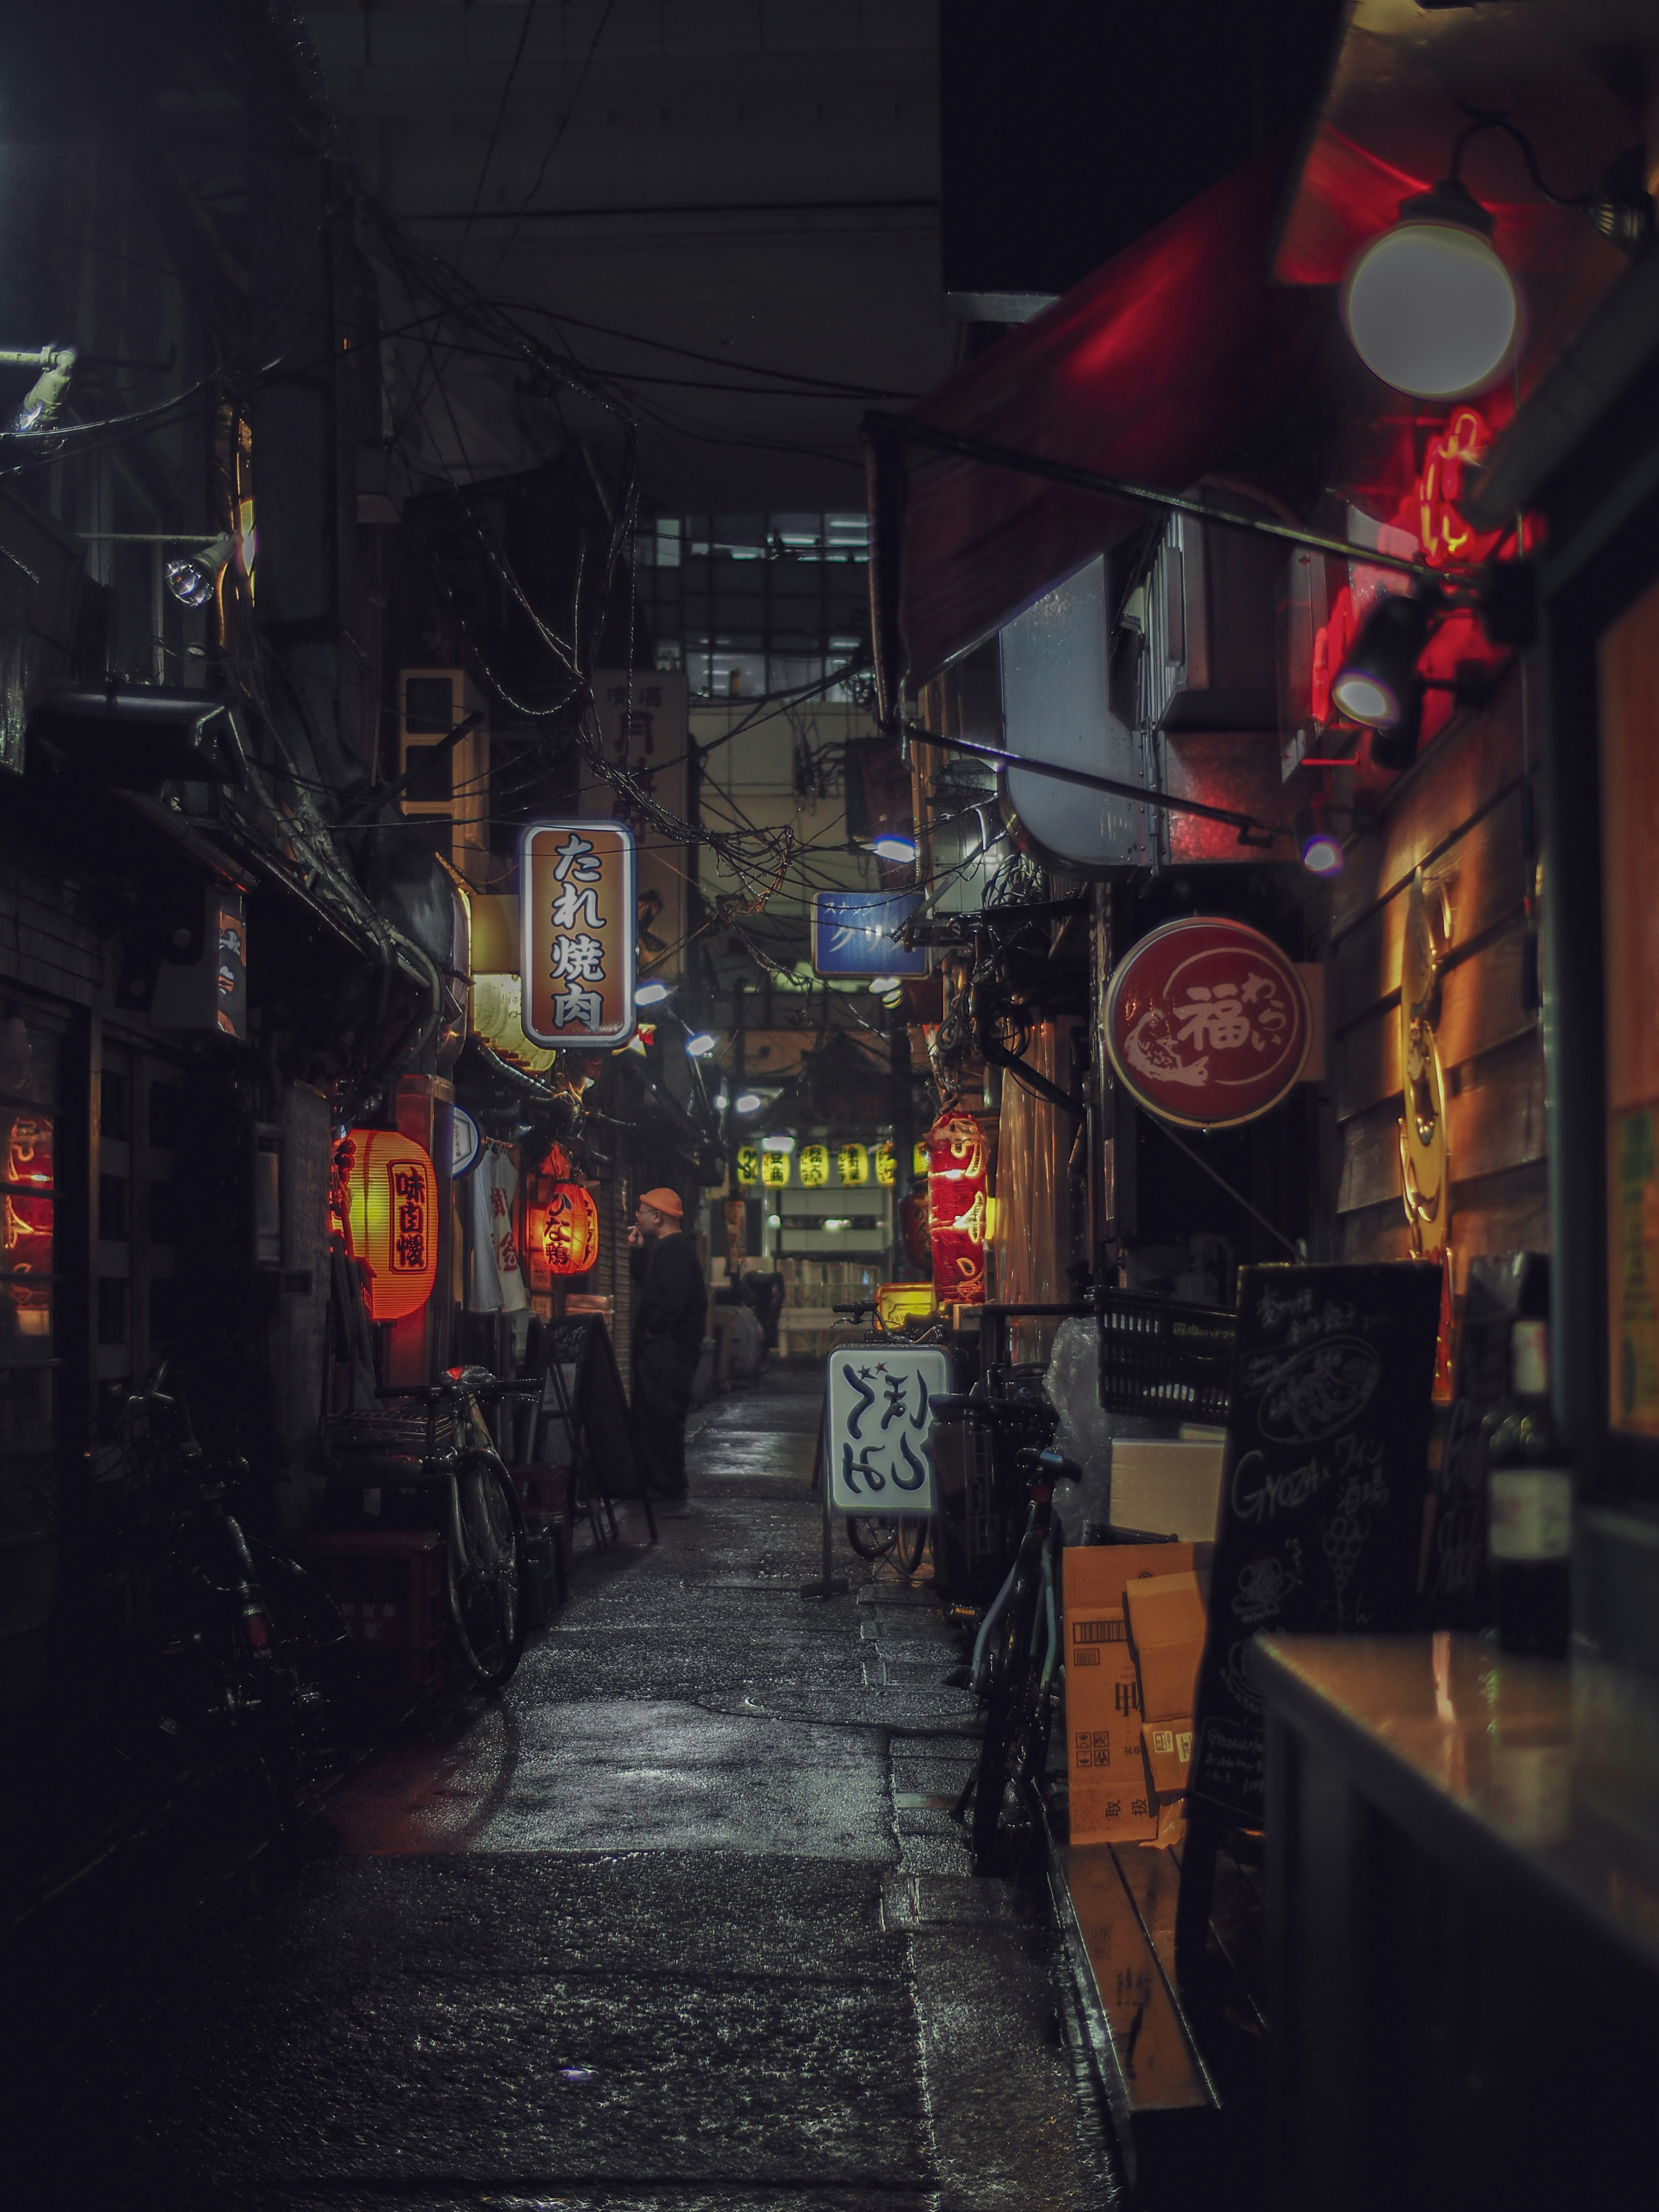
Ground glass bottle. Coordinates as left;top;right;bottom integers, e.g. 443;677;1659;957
1484;1319;1572;1658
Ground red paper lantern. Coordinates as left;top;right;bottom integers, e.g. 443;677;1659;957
340;1128;439;1322
539;1182;601;1278
927;1109;988;1307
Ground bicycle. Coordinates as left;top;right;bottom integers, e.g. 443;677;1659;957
935;1386;1189;1874
110;1366;353;1832
830;1299;947;1576
327;1367;537;1691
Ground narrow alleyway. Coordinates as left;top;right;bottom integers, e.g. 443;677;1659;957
11;1368;1117;2211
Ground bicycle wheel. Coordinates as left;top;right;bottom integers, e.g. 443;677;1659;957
894;1517;928;1576
845;1515;899;1559
971;1532;1051;1875
447;1451;529;1690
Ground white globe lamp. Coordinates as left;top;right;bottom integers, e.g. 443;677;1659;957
1343;179;1520;400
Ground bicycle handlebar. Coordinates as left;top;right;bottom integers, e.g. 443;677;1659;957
930;1392;1050;1427
376;1376;543;1405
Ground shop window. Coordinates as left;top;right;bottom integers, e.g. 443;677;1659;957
147;1179;177;1240
97;1278;128;1346
99;1173;128;1241
148;1082;187;1149
1600;572;1659;1434
148;1278;187;1345
100;1068;129;1142
1;1016;57;1366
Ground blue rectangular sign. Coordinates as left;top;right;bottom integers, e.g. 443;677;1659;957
811;890;929;978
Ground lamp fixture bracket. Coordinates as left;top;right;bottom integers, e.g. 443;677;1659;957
1449;104;1654;258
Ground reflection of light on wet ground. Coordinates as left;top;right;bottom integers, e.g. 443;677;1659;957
322;1697;894;1861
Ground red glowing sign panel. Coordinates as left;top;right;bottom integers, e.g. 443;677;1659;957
1105;918;1311;1130
927;1109;988;1306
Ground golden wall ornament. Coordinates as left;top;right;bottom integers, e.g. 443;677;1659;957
1399;868;1452;1261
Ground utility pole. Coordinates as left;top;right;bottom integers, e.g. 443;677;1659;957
890;1007;913;1281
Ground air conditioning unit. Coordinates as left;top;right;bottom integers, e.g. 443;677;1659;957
397;668;488;886
1145;507;1282;731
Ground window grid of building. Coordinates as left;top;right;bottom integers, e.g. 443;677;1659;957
635;513;869;700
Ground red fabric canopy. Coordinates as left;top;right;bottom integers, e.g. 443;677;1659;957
880;144;1326;686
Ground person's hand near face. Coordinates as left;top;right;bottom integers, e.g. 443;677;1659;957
629;1199;661;1252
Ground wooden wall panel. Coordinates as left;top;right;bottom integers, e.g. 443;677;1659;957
1337;1100;1403;1213
1340;1201;1414;1265
1448;1036;1547;1184
1328;788;1528;1032
1324;677;1548;1279
1327;679;1525;936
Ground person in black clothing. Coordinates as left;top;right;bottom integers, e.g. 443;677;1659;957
627;1186;707;1499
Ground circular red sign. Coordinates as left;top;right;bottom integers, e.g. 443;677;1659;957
1105;917;1311;1129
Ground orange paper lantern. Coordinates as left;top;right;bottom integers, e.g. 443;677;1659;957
540;1182;601;1278
342;1128;439;1321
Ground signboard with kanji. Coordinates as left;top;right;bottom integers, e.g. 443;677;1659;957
1104;916;1311;1130
583;671;688;984
520;821;637;1048
825;1346;950;1514
811;889;928;979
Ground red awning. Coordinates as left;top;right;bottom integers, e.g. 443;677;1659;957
874;145;1325;689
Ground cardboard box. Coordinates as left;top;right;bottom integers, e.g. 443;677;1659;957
1062;1541;1201;1616
1109;1438;1227;1543
1142;1718;1195;1798
1124;1571;1208;1721
1065;1604;1157;1844
1063;1545;1206;1848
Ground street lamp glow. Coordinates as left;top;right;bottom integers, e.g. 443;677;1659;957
735;1090;763;1114
761;1132;795;1153
866;835;916;864
636;979;672;1006
164;533;235;610
1343;179;1519;400
684;1030;717;1057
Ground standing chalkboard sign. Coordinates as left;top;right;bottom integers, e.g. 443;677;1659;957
1190;1262;1441;1822
1174;1262;1440;1984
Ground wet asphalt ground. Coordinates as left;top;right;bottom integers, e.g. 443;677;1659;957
7;1365;1119;2210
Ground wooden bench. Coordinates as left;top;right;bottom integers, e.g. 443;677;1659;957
1049;1824;1269;2202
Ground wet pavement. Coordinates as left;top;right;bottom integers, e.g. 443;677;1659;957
7;1366;1119;2210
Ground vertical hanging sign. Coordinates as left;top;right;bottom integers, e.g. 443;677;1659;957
520;821;637;1048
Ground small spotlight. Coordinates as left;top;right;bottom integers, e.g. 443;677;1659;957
165;533;235;610
1332;591;1438;729
767;1213;782;1228
1294;802;1347;879
735;1090;763;1114
684;1030;717;1057
866;835;917;864
823;1217;851;1232
9;344;76;435
636;979;672;1006
713;1087;730;1111
762;1133;795;1154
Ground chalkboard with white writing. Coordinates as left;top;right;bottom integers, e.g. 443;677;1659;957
1189;1262;1442;1823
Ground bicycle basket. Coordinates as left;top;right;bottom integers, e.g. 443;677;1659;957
323;1405;457;1473
1097;1292;1236;1423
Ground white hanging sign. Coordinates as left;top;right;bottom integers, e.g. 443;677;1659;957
825;1346;950;1515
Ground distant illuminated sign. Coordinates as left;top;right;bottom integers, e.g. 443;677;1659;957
521;821;636;1048
811;890;928;978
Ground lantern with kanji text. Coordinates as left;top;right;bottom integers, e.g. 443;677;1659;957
539;1181;601;1278
340;1128;439;1322
836;1143;869;1187
926;1109;988;1307
798;1143;830;1189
